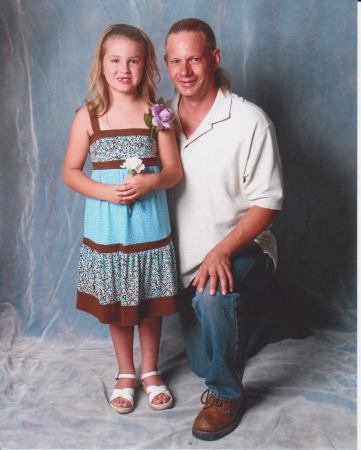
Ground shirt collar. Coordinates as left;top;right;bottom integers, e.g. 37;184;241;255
169;88;232;147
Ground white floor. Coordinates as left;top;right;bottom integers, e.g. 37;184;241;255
0;319;356;449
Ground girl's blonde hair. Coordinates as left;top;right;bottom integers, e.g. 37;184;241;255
87;24;160;116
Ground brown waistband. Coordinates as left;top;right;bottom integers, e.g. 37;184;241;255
82;234;172;254
92;158;158;170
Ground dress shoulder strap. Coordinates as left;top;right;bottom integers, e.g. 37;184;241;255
87;105;100;133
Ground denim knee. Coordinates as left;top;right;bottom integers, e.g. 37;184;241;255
192;288;240;321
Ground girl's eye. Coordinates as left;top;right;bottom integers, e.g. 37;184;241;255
130;59;139;64
111;59;119;63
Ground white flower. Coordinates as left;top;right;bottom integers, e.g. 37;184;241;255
120;157;145;175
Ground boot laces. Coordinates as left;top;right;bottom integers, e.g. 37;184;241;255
200;389;223;408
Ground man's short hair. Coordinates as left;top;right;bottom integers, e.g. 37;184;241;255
166;18;231;91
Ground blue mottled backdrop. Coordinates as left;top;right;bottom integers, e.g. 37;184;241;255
0;1;356;449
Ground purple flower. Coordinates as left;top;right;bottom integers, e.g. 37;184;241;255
151;104;175;129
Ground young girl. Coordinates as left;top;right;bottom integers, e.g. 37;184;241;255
63;24;182;414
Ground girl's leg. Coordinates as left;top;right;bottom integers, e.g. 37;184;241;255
138;316;170;405
109;322;136;408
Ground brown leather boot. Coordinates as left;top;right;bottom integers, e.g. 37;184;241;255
192;389;245;441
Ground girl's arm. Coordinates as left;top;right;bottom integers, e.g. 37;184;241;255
117;128;182;202
63;106;126;204
149;127;183;189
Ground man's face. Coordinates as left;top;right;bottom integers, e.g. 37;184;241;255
165;31;220;99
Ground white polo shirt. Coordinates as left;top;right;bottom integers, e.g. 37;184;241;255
168;88;284;288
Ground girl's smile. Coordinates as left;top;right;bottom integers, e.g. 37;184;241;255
117;76;131;83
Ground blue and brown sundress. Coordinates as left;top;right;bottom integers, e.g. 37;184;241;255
76;107;178;325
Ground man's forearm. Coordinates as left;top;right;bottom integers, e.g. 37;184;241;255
214;206;279;257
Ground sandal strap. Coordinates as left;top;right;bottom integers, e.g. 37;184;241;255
110;387;135;404
115;373;137;380
141;370;160;380
145;384;171;404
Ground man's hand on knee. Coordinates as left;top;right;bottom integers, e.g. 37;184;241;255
192;248;234;296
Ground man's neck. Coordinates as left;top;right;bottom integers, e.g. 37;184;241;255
178;84;219;138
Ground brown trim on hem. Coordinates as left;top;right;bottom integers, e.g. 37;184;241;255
92;158;158;170
77;291;177;326
82;235;172;254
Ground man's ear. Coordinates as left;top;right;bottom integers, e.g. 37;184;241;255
212;48;221;69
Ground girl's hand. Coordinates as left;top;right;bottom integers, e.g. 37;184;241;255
97;183;133;205
117;174;155;202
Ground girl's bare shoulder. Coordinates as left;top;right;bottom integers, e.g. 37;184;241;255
72;104;93;134
75;104;91;120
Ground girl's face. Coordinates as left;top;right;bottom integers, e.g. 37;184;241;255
102;36;145;96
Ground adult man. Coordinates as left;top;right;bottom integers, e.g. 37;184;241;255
165;19;283;440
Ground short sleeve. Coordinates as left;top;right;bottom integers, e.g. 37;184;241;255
242;124;284;210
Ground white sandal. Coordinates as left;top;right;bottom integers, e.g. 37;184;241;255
109;373;136;414
141;370;174;411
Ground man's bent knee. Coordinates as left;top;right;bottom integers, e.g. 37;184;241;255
192;285;240;317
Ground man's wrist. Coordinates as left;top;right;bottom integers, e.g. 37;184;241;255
213;240;233;259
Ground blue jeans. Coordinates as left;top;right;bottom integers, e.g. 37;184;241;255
177;242;275;401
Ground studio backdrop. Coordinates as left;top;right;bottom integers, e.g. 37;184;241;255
0;0;355;339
